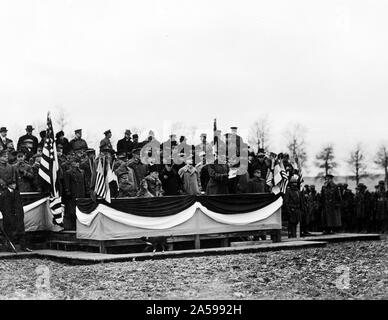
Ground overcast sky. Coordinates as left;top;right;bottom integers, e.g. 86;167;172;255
1;0;387;175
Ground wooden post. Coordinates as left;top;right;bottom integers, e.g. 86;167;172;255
194;234;201;249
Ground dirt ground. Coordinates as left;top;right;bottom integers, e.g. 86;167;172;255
0;240;387;300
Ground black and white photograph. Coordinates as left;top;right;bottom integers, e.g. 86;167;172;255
0;0;387;308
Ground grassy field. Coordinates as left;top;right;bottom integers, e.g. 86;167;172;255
0;239;387;300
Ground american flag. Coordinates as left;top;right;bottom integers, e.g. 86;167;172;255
38;112;64;225
94;156;108;201
94;155;118;203
271;159;289;195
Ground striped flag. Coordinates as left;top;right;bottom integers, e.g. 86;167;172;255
38;112;64;225
272;159;289;195
94;155;118;203
94;156;108;200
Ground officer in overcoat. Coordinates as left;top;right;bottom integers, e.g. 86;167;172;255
320;174;342;234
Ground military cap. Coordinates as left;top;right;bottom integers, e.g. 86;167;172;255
125;129;131;135
104;129;111;135
230;126;238;130
0;127;8;132
132;134;139;139
56;131;65;139
74;129;82;134
25;125;34;131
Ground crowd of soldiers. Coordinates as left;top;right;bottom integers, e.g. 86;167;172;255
286;178;388;237
1;124;387;251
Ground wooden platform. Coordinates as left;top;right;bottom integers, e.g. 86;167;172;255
43;230;282;254
0;240;327;265
0;232;382;265
231;233;382;247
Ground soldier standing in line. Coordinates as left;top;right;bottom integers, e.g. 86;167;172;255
306;185;320;232
354;183;372;233
374;181;388;233
0;149;32;251
340;183;355;232
63;157;87;230
283;176;304;238
320;174;342;234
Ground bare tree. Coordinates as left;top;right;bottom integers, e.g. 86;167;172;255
53;106;69;132
315;144;337;177
284;123;308;171
129;126;145;139
347;143;367;185
375;145;388;187
249;115;271;152
171;122;197;144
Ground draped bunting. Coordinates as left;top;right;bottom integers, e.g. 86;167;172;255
20;192;50;206
76;197;283;229
76;193;282;217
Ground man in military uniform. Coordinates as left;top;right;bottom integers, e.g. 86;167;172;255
283;176;304;238
340;183;355;232
373;181;387;233
320;174;342;234
63;157;87;230
17;125;39;155
100;129;113;152
306;185;320;231
70;129;88;152
0;150;31;251
13;149;34;192
128;148;148;189
355;183;372;233
195;133;212;166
